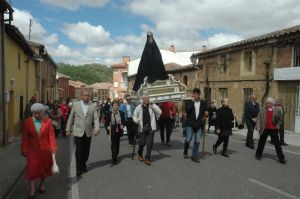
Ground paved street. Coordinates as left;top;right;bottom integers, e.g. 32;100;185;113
9;127;300;199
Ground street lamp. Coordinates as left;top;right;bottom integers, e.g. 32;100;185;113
190;53;200;69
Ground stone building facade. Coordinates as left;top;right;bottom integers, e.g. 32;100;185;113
191;25;300;132
56;72;70;101
111;56;130;99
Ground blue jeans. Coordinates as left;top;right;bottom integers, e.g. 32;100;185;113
185;127;202;158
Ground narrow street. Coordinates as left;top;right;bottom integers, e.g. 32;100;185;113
9;127;300;199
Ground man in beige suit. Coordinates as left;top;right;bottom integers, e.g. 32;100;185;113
66;89;100;177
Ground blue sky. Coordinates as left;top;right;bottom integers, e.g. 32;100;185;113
10;0;300;65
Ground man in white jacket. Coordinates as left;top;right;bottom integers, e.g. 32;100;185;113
133;95;162;165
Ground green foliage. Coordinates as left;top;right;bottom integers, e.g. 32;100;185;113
57;63;112;85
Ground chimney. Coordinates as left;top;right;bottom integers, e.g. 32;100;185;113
201;45;207;51
168;45;176;53
122;56;130;63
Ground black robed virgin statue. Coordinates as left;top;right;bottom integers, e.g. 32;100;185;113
132;31;168;92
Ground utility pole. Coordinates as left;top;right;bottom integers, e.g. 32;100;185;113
28;19;32;41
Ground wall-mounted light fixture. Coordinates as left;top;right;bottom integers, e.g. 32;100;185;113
10;78;15;90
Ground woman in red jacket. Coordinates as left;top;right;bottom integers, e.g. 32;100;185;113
21;103;57;198
59;100;70;137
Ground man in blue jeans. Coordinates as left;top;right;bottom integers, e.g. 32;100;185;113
183;88;208;163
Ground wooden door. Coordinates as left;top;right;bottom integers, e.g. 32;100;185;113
278;81;297;131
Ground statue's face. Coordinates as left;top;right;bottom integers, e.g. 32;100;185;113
147;32;154;44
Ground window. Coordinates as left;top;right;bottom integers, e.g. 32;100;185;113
297;84;300;116
220;54;227;73
243;88;253;102
219;88;228;100
114;82;118;88
183;75;188;86
293;44;300;67
205;87;211;103
19;96;23;120
244;50;253;72
18;52;21;70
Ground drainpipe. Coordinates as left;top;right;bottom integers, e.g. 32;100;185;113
1;15;5;145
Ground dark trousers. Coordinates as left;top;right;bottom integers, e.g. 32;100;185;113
125;118;135;145
159;117;173;143
256;129;285;161
138;129;154;161
214;135;229;153
111;133;121;161
279;121;285;144
61;118;67;136
74;133;92;172
246;120;255;146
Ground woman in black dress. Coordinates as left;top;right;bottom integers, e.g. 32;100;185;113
105;100;125;164
213;98;234;157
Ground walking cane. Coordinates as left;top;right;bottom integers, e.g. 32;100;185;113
201;117;209;159
131;124;138;160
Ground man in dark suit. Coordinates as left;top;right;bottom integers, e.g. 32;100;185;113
183;88;208;163
245;94;260;149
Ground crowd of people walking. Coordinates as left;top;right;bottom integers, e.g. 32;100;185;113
21;88;288;198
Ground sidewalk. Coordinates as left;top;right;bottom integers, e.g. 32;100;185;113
232;128;300;147
0;137;26;199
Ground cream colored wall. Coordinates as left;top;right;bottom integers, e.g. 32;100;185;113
4;34;36;136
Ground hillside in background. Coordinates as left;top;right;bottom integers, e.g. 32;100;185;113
57;63;112;85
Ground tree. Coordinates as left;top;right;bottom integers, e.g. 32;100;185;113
57;63;112;84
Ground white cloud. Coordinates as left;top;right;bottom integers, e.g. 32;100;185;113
207;33;244;49
12;8;58;45
62;22;112;46
125;0;300;51
14;0;300;67
39;0;109;11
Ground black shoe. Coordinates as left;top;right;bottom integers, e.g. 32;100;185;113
246;144;255;149
221;152;229;157
166;142;171;147
27;195;35;199
76;170;82;177
255;155;262;161
281;142;288;146
213;145;217;154
279;159;287;164
39;189;46;194
191;157;200;163
112;159;118;165
82;168;88;173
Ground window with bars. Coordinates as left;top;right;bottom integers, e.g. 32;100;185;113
18;52;21;70
293;44;300;67
243;88;253;102
219;88;228;100
183;75;188;86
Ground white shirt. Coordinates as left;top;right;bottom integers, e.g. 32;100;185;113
194;101;200;119
81;101;89;116
126;104;132;118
